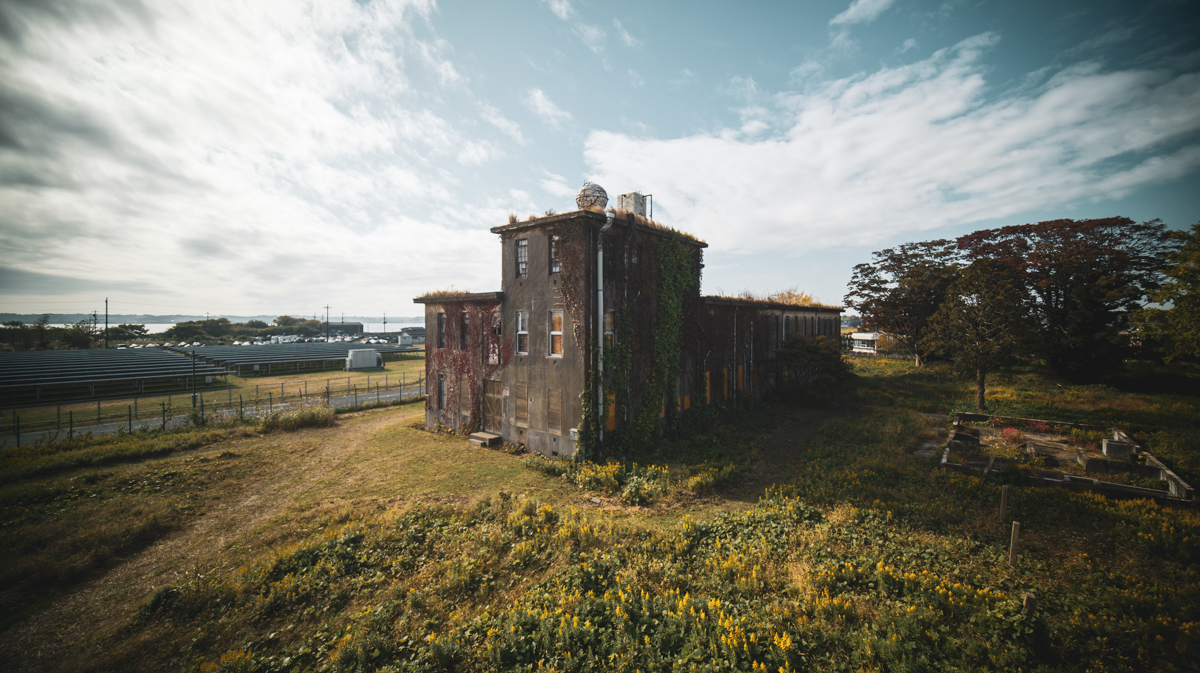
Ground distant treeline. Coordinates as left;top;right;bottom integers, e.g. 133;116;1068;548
0;313;422;324
0;315;351;350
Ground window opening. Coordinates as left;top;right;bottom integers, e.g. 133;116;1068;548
436;312;446;349
516;239;528;278
460;311;469;350
604;310;615;348
549;235;561;274
516;311;528;354
437;374;446;410
548;309;564;356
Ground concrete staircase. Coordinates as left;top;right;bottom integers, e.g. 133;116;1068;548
469;431;500;447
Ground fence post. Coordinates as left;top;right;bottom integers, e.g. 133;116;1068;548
1009;521;1021;567
268;391;273;411
305;381;308;398
354;385;357;407
1000;485;1009;521
128;406;132;433
15;415;19;447
326;381;330;402
281;382;285;402
134;397;138;419
161;402;166;430
97;400;101;424
239;394;243;420
57;404;61;429
70;410;74;439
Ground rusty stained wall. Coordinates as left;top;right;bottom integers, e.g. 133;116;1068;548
422;298;505;433
495;214;594;457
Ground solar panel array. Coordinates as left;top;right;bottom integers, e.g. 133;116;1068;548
0;348;231;406
169;343;423;376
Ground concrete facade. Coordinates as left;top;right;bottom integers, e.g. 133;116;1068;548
415;197;841;458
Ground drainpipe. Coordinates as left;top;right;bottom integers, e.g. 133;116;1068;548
596;210;615;447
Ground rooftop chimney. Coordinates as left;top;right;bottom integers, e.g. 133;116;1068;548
617;192;646;217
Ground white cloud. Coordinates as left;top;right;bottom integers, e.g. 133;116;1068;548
478;102;527;144
539;171;576;198
524;88;573;128
574;23;606;53
541;0;572;21
628;69;645;87
0;0;507;312
830;0;896;26
899;38;918;53
583;33;1200;255
613;19;640;47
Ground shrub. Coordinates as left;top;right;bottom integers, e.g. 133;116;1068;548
256;403;335;433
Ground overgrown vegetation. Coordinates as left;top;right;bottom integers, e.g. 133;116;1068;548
5;359;1200;672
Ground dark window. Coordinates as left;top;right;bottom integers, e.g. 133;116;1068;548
604;310;615;348
549;235;561;274
460;311;469;350
516;239;528;278
437;375;446;410
436;313;446;349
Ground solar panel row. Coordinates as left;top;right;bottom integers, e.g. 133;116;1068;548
173;343;422;376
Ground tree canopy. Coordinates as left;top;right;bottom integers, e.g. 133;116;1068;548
843;240;959;366
922;258;1035;409
958;217;1173;382
1138;222;1200;376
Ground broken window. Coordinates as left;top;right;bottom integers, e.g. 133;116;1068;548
516;310;528;354
487;312;500;365
516;239;528;278
548;309;564;357
436;312;446;349
549;235;561;274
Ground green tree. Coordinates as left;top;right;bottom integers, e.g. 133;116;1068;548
109;324;149;340
922;259;1036;410
958;218;1173;382
274;315;301;328
1138;222;1200;376
776;333;852;399
61;319;96;349
844;240;959;366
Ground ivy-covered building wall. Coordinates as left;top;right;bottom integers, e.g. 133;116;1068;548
415;189;841;459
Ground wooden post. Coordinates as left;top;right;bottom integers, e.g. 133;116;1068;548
97;400;101;424
128;406;132;433
14;415;19;447
1008;521;1021;568
70;410;74;438
268;391;273;411
1000;485;1009;521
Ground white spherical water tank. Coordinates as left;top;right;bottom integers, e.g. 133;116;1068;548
576;182;608;210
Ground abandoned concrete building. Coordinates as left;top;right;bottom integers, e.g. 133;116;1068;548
414;184;842;458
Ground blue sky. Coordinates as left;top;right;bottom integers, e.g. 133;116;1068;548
1;0;1197;320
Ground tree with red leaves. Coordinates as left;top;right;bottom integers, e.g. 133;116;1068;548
957;217;1174;382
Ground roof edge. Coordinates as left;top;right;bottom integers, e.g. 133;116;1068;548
413;291;504;304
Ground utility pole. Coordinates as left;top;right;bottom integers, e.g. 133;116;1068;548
104;298;108;349
324;305;330;340
383;312;387;339
191;349;197;407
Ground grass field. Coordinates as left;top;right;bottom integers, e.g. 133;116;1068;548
1;358;1198;672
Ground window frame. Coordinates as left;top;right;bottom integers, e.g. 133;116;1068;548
515;310;529;354
459;311;469;350
548;309;564;357
436;312;446;349
549;234;561;274
516;238;528;278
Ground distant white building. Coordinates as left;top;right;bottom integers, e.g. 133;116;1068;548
850;332;881;355
398;333;413;346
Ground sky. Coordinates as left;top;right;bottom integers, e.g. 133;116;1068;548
1;0;1198;321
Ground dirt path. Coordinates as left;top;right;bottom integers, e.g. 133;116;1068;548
2;407;418;673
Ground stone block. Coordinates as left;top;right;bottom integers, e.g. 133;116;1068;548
1103;439;1133;458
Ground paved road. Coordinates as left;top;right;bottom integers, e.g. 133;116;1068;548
0;385;425;449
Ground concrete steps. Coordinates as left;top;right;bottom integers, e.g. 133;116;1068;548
469;431;500;447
